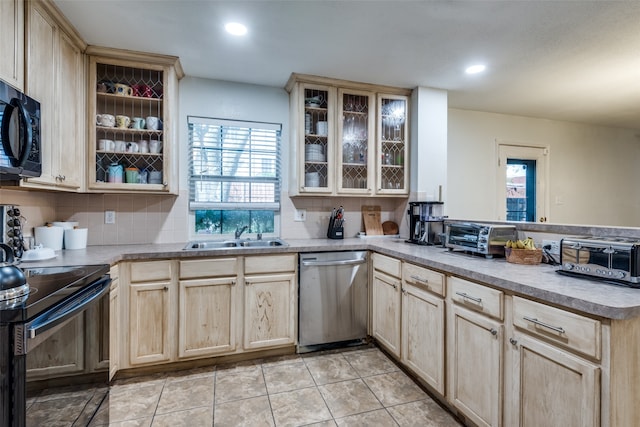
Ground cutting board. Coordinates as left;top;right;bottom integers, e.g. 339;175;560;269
362;206;383;235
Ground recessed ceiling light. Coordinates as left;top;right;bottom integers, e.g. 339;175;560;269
465;64;486;74
225;22;247;36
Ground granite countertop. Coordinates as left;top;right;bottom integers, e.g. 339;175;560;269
20;237;640;320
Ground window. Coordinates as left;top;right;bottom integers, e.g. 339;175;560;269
188;117;282;236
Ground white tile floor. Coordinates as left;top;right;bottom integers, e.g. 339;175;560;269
26;346;464;426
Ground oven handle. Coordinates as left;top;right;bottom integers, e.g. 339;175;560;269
26;276;110;339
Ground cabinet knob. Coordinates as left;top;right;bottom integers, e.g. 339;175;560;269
490;328;498;336
163;286;168;291
509;337;518;346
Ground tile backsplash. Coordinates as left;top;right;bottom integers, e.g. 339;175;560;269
1;188;411;246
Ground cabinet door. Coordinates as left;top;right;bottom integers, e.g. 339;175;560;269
178;276;237;358
25;1;57;186
54;29;84;190
337;88;374;195
401;283;445;394
377;94;409;195
372;271;401;357
129;281;172;365
27;315;85;379
298;83;334;194
0;0;24;90
510;334;600;427
244;273;296;350
448;305;503;427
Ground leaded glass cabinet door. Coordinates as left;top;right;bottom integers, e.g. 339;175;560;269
337;89;374;195
299;84;333;194
377;94;409;195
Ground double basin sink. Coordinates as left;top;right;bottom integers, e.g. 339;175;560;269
184;238;288;251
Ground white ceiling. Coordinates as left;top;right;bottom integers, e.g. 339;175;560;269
54;0;640;130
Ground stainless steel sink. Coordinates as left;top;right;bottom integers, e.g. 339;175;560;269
183;238;288;250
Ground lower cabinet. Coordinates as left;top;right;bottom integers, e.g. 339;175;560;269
371;253;402;357
401;263;445;395
115;254;297;374
178;257;240;358
108;265;119;380
448;304;504;427
27;316;85;379
244;255;297;350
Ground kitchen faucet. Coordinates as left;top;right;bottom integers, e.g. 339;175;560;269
235;225;249;239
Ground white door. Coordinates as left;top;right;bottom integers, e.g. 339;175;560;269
496;142;548;222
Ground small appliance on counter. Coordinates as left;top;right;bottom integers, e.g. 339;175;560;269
327;206;344;239
406;201;446;245
445;222;517;258
559;236;640;286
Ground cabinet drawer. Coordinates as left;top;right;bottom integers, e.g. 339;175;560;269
179;257;239;279
513;296;601;360
245;254;296;275
130;260;172;282
372;253;401;278
402;262;444;297
449;276;503;320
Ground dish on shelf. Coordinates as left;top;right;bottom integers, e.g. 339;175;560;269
305;102;321;108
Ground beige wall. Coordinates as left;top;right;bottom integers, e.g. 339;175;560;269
447;109;640;227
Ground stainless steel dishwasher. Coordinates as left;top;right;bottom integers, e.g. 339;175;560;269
298;251;368;352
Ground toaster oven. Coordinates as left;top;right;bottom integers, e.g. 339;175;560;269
560;236;640;284
445;222;517;258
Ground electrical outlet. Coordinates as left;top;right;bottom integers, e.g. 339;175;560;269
542;239;560;255
105;210;116;224
294;209;306;222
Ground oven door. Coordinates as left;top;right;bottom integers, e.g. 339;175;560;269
17;275;110;354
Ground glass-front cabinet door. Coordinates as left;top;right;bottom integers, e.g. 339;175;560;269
86;49;182;194
337;89;374;194
377;94;409;195
299;84;333;193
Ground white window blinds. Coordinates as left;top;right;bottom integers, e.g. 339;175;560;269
188;116;282;210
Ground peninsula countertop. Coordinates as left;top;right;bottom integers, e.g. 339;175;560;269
21;237;640;320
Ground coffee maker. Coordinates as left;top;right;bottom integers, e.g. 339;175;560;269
406;201;445;245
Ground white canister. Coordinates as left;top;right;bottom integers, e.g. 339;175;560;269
64;228;88;250
35;226;64;250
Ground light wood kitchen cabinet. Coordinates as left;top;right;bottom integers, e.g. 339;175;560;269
447;276;504;427
244;255;297;350
178;258;240;358
401;262;445;395
0;0;24;90
127;260;174;366
286;73;410;197
506;296;600;427
23;0;85;191
371;253;402;357
86;47;183;194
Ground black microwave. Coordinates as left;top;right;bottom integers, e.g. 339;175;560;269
0;78;41;181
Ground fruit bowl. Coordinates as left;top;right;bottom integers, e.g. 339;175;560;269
504;247;543;265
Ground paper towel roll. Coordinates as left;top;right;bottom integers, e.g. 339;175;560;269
52;221;79;229
35;226;64;250
64;228;88;250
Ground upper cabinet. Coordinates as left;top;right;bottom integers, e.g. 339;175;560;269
85;47;183;194
0;0;24;90
286;74;410;197
22;0;86;191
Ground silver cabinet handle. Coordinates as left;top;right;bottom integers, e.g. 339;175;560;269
455;292;482;303
410;275;428;284
523;316;566;334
